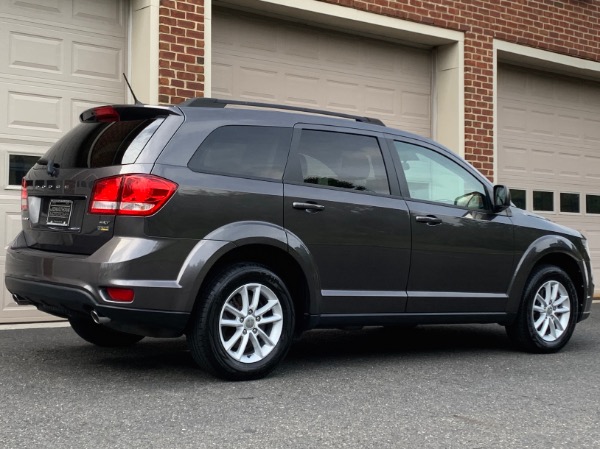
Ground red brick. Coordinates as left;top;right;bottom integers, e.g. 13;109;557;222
176;53;195;63
186;81;204;90
178;71;196;81
187;47;204;56
159;16;176;26
176;88;196;97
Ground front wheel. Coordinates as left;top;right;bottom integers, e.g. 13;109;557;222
506;265;578;353
187;263;295;381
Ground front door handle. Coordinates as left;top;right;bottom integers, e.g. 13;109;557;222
415;215;442;225
293;201;325;212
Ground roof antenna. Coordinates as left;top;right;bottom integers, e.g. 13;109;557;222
123;73;143;105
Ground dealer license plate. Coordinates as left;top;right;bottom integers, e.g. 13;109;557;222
46;199;73;226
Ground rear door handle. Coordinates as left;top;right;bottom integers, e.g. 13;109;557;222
293;202;325;212
415;215;442;225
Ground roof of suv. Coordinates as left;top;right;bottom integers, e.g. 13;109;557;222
179;98;386;125
174;97;431;145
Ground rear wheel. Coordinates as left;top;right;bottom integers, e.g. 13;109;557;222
506;265;578;353
187;263;295;381
69;316;144;347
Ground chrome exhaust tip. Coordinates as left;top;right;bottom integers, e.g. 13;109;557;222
90;310;110;325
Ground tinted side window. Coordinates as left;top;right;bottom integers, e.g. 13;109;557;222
292;130;389;194
188;126;292;180
395;141;487;209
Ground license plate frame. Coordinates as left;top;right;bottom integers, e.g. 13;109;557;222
46;199;73;226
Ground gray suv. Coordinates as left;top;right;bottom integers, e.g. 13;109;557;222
5;99;594;380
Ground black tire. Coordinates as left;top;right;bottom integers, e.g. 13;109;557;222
69;316;145;347
506;265;578;353
187;263;295;381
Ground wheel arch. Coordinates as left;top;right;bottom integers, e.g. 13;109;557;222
507;235;588;319
179;222;320;334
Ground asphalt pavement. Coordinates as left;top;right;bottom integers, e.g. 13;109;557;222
1;304;599;449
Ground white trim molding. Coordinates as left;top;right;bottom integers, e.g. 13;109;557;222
205;0;212;97
131;0;160;104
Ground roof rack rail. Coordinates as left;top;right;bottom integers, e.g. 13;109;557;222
178;97;385;126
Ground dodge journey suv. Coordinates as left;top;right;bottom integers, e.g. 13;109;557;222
5;98;594;380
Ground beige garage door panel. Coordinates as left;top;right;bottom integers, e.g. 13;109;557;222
0;0;126;36
0;23;125;88
0;0;127;324
0;80;126;140
498;65;600;294
212;10;432;136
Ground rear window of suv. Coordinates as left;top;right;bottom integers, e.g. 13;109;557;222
39;118;164;169
188;126;292;181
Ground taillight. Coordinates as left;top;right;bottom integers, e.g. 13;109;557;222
89;174;177;216
21;178;28;211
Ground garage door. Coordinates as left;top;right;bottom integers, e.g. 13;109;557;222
498;65;600;294
0;0;128;323
212;9;432;136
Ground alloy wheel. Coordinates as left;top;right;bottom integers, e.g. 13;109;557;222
531;280;571;342
218;283;284;363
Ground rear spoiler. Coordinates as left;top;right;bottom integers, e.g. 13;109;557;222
79;105;181;123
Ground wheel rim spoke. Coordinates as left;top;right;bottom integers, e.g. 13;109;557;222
224;303;244;319
255;299;278;317
220;318;242;328
249;332;263;358
259;314;282;325
554;295;568;307
250;284;261;311
534;314;546;330
532;305;546;313
233;332;250;360
552;316;564;332
224;328;243;351
548;317;557;339
550;282;559;303
256;327;275;347
539;317;550;336
240;285;250;315
555;306;569;315
536;292;547;308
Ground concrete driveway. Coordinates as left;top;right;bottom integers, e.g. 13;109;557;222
1;304;599;448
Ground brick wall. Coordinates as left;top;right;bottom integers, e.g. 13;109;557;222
157;0;600;177
158;0;205;105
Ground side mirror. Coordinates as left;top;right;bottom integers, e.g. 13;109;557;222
493;185;511;211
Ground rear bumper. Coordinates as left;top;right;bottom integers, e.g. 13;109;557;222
5;276;189;337
4;234;209;337
5;234;202;309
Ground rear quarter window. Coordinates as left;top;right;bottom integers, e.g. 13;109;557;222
188;126;292;181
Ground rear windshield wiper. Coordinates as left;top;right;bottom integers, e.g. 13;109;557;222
36;157;60;177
